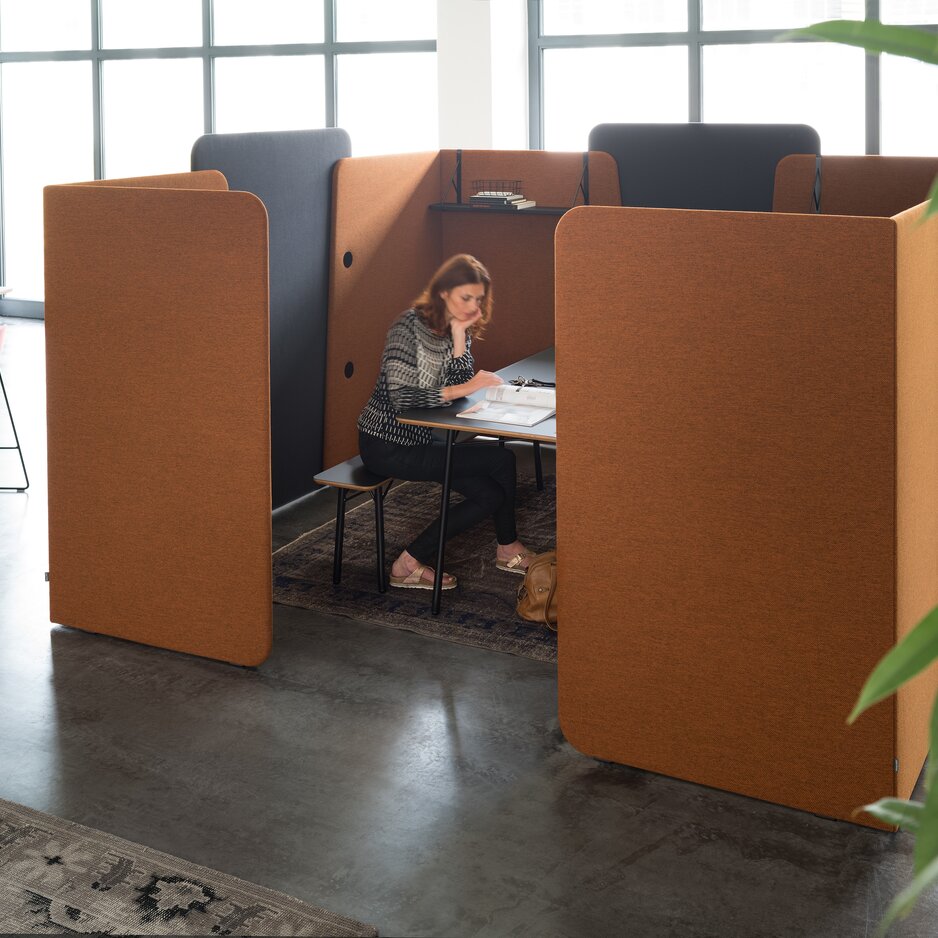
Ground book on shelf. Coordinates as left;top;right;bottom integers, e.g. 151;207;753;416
467;197;538;210
469;192;537;208
457;384;555;427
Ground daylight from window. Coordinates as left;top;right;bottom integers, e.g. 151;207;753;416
0;0;436;302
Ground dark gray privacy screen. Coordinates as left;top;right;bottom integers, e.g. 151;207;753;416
192;129;351;509
589;123;820;212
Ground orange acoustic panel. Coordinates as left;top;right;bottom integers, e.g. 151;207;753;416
555;204;923;826
325;152;443;467
79;170;229;192
44;175;272;666
439;207;559;372
894;201;938;805
774;154;938;217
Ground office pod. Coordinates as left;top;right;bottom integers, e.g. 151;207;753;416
44;172;273;666
554;155;938;827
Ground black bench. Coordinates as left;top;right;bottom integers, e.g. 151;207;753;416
314;456;392;592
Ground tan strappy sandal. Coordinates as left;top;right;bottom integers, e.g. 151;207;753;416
389;564;457;590
495;552;530;575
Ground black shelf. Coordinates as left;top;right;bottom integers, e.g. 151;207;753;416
429;202;570;216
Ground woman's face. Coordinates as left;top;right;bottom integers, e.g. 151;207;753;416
441;283;485;326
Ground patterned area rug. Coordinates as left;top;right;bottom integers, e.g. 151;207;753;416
273;474;558;662
0;799;378;937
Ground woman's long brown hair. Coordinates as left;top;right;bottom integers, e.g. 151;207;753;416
413;254;493;339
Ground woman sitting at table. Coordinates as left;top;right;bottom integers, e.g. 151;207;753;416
358;253;532;591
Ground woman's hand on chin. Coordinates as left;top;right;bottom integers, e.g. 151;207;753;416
449;309;483;340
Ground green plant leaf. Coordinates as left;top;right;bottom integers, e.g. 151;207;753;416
848;605;938;723
914;696;938;873
784;21;938;65
923;174;938;223
915;782;938;876
861;797;924;833
927;696;938;792
877;853;938;936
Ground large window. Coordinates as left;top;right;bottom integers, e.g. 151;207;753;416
0;61;94;301
702;42;866;153
543;46;688;150
336;52;438;155
0;0;436;308
0;0;90;52
214;56;326;134
530;0;938;156
102;59;205;179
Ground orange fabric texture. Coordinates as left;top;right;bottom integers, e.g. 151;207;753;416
44;177;272;666
774;155;938;217
78;170;229;191
555;205;905;826
894;202;938;804
325;152;443;468
324;149;620;466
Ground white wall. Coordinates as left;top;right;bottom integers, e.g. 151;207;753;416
436;0;528;149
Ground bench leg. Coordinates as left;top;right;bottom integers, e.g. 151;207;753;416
534;441;543;491
372;486;387;593
333;489;348;585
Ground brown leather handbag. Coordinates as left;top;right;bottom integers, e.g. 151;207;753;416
515;551;557;630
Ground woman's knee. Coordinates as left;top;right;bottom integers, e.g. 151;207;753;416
453;475;505;515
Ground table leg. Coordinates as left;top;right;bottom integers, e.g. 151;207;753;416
332;489;348;585
373;486;387;593
432;428;456;615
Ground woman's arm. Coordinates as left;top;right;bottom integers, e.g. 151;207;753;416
384;318;502;409
439;370;502;402
384;326;447;409
442;336;475;388
436;331;502;402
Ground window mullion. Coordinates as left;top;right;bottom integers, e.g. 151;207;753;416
92;0;104;178
203;0;214;135
866;0;881;154
527;0;542;149
325;0;336;128
688;0;701;121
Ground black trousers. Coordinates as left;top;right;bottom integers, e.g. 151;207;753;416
359;431;518;565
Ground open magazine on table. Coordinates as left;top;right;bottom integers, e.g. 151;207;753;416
457;384;555;427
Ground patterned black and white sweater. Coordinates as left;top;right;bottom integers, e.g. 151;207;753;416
358;308;475;446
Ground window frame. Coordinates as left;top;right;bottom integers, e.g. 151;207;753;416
0;0;435;314
527;0;938;153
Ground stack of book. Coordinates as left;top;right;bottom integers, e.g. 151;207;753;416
468;190;537;210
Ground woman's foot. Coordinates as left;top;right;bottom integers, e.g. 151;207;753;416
389;550;457;590
495;541;532;575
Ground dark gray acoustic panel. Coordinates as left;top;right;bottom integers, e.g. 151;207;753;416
192;128;351;509
588;123;820;212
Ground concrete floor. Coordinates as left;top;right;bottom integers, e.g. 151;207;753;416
1;314;936;938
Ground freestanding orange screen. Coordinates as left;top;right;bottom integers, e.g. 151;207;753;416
44;173;273;666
